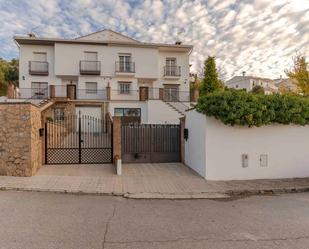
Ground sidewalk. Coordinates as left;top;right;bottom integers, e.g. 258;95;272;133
0;163;309;199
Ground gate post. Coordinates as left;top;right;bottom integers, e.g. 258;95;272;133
112;116;122;162
180;117;185;163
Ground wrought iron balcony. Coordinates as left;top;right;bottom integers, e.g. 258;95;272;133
29;61;49;75
80;60;101;75
115;62;135;73
163;66;181;77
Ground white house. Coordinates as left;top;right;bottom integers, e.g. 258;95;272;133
14;29;193;124
225;73;278;94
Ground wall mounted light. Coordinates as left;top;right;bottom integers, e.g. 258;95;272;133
22;76;25;80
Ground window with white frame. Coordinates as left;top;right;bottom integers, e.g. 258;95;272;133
85;82;97;94
119;82;131;94
118;54;132;72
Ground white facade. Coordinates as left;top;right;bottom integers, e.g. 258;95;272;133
15;29;192;124
225;75;278;94
185;110;309;180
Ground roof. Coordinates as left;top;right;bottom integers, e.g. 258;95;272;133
14;29;193;52
226;75;275;85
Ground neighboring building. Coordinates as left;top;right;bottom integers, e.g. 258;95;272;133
225;72;278;94
274;78;298;93
13;29;193;124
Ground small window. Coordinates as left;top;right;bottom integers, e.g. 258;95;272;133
33;52;47;61
54;108;64;121
84;52;98;61
85;82;97;94
114;108;141;117
119;82;131;94
235;85;238;88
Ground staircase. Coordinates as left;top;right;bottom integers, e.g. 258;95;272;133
164;101;191;116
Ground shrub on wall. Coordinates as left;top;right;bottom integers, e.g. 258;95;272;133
196;90;309;127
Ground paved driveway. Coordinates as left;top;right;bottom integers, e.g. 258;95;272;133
0;191;309;249
1;163;309;197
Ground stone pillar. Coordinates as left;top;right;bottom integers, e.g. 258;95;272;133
67;85;76;100
113;116;122;162
193;88;199;102
179;117;185;163
0;103;42;176
49;85;55;99
106;85;111;100
6;84;15;99
159;88;164;100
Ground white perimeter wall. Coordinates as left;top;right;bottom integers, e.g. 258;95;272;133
185;110;309;180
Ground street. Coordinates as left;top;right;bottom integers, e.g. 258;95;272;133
0;191;309;249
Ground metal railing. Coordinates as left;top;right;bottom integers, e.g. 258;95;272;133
164;66;181;77
115;62;135;73
163;89;190;102
29;61;48;75
77;89;107;100
80;61;101;75
20;88;49;99
111;89;139;100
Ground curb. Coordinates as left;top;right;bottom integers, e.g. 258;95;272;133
1;186;309;199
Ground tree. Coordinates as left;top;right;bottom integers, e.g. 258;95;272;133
251;85;265;94
285;55;309;96
199;56;223;95
0;58;19;96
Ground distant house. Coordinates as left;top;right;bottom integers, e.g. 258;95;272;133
225;72;278;94
274;78;298;93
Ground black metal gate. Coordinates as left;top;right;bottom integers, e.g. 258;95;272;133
121;124;180;163
45;114;112;164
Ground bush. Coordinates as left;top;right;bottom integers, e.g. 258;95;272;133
251;85;265;94
195;90;309;127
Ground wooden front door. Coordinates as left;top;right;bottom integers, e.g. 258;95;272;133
139;87;149;101
67;84;76;100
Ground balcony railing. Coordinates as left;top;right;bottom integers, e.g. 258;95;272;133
77;89;107;100
80;61;101;75
163;66;181;77
115;62;135;73
29;61;48;75
19;88;49;99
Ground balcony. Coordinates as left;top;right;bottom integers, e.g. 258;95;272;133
80;61;101;75
163;66;181;78
115;62;135;76
29;61;48;75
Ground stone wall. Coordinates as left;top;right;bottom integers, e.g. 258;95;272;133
0;103;42;176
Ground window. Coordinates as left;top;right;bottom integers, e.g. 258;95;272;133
33;52;47;61
114;108;141;117
85;82;97;94
84;51;98;61
119;82;131;94
119;54;132;72
31;82;48;99
235;85;238;88
166;58;177;75
54;108;64;121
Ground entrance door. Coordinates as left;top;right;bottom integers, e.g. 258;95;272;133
139;87;149;101
66;84;76;99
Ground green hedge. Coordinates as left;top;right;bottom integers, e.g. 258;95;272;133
196;90;309;127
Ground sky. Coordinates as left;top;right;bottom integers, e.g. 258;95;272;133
0;0;308;80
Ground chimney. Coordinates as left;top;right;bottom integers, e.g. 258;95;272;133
242;71;246;77
28;33;36;38
175;41;182;45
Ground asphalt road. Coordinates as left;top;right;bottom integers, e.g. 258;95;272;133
0;191;309;249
